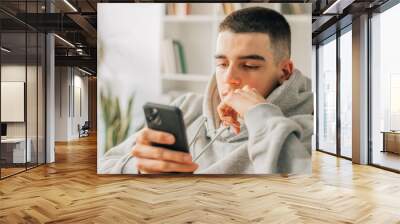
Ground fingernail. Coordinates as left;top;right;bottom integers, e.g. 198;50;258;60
168;135;175;143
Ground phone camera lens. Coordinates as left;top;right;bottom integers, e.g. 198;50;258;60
151;108;158;117
147;108;158;121
147;108;162;126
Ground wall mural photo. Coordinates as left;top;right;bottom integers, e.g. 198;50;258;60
97;3;313;175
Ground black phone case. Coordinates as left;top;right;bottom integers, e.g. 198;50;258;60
143;102;189;153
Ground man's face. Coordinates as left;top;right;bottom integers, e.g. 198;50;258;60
215;31;284;101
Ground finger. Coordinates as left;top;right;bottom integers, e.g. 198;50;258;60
218;101;236;117
230;121;241;130
138;168;160;174
236;87;253;97
217;102;231;119
221;118;240;134
221;114;239;129
242;85;257;94
220;106;239;122
242;85;250;91
137;128;175;145
221;116;239;127
220;111;236;120
221;117;240;132
136;129;149;144
218;100;240;127
226;90;239;99
248;87;262;97
136;158;198;173
222;119;240;134
132;144;194;164
233;126;241;134
225;90;249;106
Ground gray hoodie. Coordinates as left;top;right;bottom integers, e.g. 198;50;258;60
98;69;313;174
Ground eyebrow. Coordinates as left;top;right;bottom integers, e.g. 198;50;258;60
214;54;266;61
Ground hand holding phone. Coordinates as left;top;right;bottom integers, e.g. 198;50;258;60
130;103;198;174
143;103;189;152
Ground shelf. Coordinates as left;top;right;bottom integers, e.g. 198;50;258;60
162;73;211;82
164;15;216;23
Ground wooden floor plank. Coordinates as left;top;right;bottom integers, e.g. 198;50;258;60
0;134;399;223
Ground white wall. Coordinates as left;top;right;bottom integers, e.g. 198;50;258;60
287;14;312;77
311;45;316;151
71;73;89;138
55;67;68;141
55;67;89;141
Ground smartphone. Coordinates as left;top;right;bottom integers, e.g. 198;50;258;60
143;102;189;153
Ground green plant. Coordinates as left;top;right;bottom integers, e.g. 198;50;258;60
100;87;134;152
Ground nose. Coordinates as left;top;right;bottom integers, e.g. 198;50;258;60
224;65;241;87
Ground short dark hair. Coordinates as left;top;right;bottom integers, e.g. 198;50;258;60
219;7;291;61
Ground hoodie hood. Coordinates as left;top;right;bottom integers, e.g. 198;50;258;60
202;69;313;141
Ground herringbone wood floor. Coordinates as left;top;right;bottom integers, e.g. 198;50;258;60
0;134;400;224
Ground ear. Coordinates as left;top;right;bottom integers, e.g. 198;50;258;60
277;59;294;84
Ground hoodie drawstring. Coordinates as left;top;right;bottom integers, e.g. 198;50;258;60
189;116;229;162
189;116;207;148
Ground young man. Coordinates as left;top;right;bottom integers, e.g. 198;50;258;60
99;6;313;174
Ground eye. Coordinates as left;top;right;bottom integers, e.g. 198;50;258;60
242;64;260;70
216;62;228;68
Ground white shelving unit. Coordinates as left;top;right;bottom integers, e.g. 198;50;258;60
159;3;311;96
160;4;219;95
